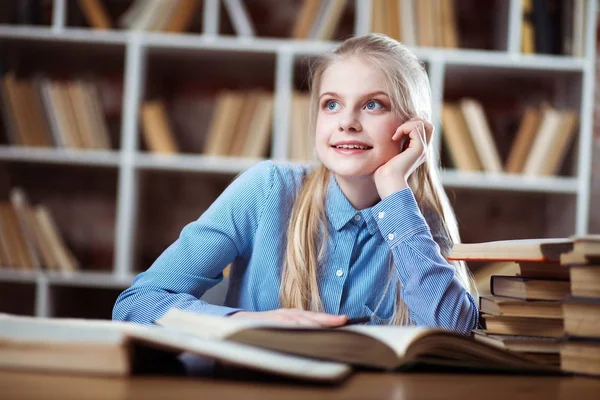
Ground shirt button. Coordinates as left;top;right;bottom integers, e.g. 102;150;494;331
354;214;361;221
378;211;385;219
387;233;395;241
336;269;344;277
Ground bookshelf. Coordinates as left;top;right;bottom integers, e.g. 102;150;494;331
0;0;596;319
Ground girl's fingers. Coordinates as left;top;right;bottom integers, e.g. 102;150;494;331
311;314;347;327
400;118;433;143
290;310;347;327
392;120;430;142
392;125;405;141
290;315;322;326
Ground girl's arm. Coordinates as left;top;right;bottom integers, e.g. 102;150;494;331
112;161;276;325
371;188;478;334
372;118;477;333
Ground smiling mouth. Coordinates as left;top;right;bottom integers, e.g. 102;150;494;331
331;144;373;150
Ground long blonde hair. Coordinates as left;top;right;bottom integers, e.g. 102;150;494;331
280;34;477;324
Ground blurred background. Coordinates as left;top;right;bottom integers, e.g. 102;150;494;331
0;0;597;319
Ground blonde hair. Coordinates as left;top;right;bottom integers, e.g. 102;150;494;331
280;33;477;325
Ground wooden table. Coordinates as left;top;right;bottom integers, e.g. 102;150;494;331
2;370;600;400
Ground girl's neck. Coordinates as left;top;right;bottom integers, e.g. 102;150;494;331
334;174;381;210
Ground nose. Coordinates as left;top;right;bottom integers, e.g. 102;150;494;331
338;110;362;133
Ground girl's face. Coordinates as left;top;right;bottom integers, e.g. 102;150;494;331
315;57;404;179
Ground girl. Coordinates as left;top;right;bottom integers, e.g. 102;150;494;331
113;33;478;333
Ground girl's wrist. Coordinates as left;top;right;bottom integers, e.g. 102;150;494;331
375;177;409;199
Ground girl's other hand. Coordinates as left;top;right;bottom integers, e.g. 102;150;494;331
229;308;348;327
374;117;433;199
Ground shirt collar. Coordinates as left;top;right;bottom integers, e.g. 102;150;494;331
325;175;379;235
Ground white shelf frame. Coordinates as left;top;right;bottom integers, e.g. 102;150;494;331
0;0;596;316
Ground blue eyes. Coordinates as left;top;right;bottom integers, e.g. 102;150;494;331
323;99;384;111
365;100;383;110
326;100;341;111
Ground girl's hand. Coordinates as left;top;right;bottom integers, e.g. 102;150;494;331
374;117;434;199
229;308;348;327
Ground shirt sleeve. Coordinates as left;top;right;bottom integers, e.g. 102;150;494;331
370;188;478;334
112;160;275;324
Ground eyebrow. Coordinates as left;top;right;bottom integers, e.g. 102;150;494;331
318;91;389;100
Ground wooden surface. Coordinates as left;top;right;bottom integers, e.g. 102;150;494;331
2;370;600;400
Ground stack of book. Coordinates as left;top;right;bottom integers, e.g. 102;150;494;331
559;237;600;376
449;236;600;376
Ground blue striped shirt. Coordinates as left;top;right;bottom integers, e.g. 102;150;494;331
113;160;478;333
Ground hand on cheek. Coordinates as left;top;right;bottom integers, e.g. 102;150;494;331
373;117;433;199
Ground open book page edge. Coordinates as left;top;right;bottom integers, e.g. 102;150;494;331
0;313;351;382
158;309;439;359
570;234;600;242
155;308;323;339
448;238;573;261
130;327;352;382
453;238;571;248
340;325;432;359
0;313;135;343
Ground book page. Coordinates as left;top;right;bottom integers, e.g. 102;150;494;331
0;314;132;344
449;238;572;261
0;313;350;382
341;325;430;358
155;308;301;339
157;308;435;359
131;327;351;382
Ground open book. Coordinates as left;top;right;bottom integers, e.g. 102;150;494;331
155;309;558;373
0;314;350;383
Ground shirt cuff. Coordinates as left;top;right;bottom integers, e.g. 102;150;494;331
371;188;429;247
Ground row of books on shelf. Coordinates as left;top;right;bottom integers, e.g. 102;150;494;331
0;73;579;175
521;0;586;57
450;235;600;376
142;90;314;160
0;73;112;150
79;0;460;47
97;0;200;33
0;187;79;272
442;99;578;176
0;77;580;177
369;0;458;48
140;89;274;157
75;0;587;56
79;0;347;42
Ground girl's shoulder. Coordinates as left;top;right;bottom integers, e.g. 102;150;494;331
248;159;312;182
242;160;314;196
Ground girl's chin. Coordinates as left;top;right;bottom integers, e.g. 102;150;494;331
318;159;377;177
328;167;376;180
